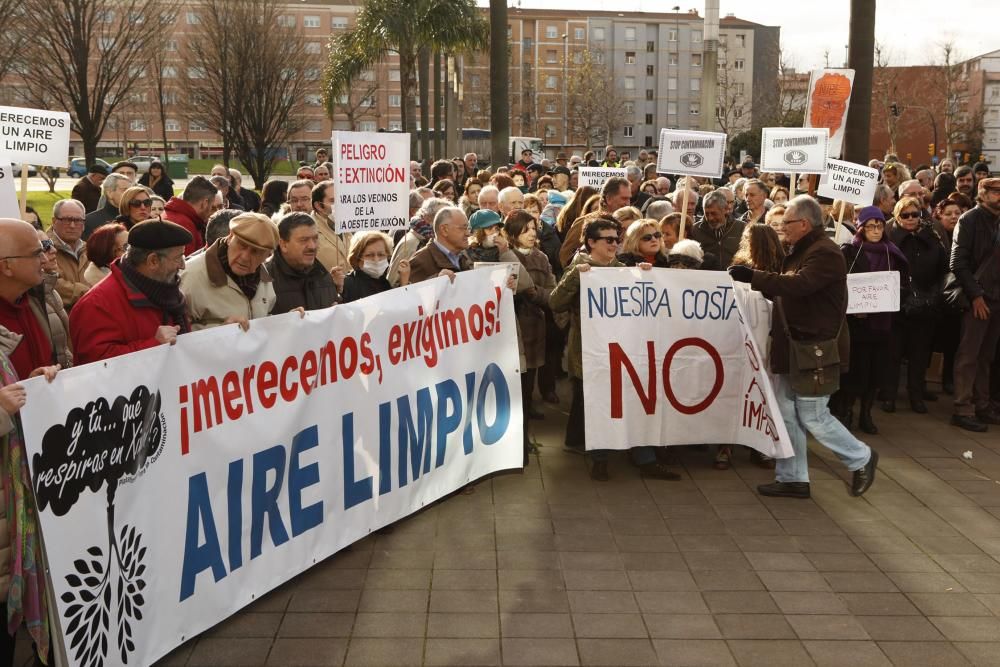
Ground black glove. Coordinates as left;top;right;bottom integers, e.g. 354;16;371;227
728;265;754;283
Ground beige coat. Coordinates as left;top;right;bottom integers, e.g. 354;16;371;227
180;240;275;331
29;274;73;368
49;230;90;308
312;212;353;274
84;262;110;287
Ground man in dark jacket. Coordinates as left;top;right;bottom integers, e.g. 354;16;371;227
408;206;473;283
265;213;339;314
689;189;744;270
949;178;1000;432
83;173;130;239
70;164;108;214
729;195;878;499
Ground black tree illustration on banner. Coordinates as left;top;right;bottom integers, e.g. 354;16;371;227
32;386;166;666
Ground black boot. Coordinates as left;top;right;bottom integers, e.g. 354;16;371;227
859;394;878;435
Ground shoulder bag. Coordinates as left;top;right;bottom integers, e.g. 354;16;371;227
776;296;841;397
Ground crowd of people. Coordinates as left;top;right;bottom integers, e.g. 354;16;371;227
0;143;996;663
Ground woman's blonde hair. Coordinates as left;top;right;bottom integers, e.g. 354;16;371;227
622;219;661;256
613;206;642;226
893;196;922;220
347;231;394;270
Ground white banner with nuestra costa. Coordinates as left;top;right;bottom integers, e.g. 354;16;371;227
0;106;71;168
846;271;900;314
578;166;627;189
759;127;830;174
656;128;728;178
0;157;18;218
817;159;880;207
21;269;522;667
332;130;410;233
580;268;793;459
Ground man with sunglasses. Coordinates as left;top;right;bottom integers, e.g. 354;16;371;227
48;199;91;309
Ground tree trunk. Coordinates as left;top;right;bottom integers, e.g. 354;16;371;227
418;47;431;167
844;0;876;164
433;50;442;160
489;0;510;167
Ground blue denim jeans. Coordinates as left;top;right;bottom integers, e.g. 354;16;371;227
773;375;872;483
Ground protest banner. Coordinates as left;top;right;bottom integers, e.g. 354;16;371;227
817;159;879;206
0;106;71;168
332;130;410;233
656;128;727;179
0;156;18;218
578;166;627;189
804;69;855;158
580;268;793;459
847;271;900;314
759;127;830;175
21;269;522;667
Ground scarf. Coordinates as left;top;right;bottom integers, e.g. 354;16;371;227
118;259;190;334
1;353;49;663
409;214;433;241
217;240;261;299
0;295;52;378
463;244;500;263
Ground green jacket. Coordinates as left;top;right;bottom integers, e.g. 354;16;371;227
549;253;623;379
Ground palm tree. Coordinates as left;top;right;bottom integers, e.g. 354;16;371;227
324;0;488;161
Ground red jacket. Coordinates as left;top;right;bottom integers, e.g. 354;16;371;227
69;262;187;365
163;197;205;255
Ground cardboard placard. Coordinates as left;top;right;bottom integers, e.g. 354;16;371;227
0;105;71;167
332;131;410;233
474;261;521;281
804;69;855;159
847;271;900;314
0;159;19;218
817;159;880;206
656;129;727;178
759;128;830;174
578;167;627;189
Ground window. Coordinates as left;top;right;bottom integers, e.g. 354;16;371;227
97;9;114;22
573;51;584;65
668;77;677;90
624;76;635;90
692;53;702;67
645;89;654;100
692;31;702;43
471;100;481;113
190;120;207;132
276;15;294;27
645;136;653;147
507;25;512;38
545;125;557;138
389;95;401;107
303;15;320;28
331;16;348;29
734;59;746;71
624;101;635;114
646;41;655;53
128;119;146;132
336;94;348;104
737;34;746;47
305;120;322;133
734;108;743;119
360;70;375;81
523;38;533;52
736;82;745;96
593;27;605;40
165;40;178;51
470;74;481;87
547;50;558;63
625;52;636;64
127;92;147;104
545;101;556;113
161;65;177;79
389;120;402;131
668;29;677;42
668;102;677;115
545;75;558;89
690;78;700;91
623;125;634;138
991;86;1000;99
575;28;585;40
361;96;375;108
161;90;178;105
593;51;605;65
690;102;700;116
720;35;728;47
305;94;323;106
185;12;200;24
305;42;321;54
359;121;377;132
165;119;180;132
304;68;320;81
669;53;678;66
98;37;113;52
187;67;205;79
546;25;558;38
645;113;653;124
389;69;400;81
624;27;636;41
646;65;654;76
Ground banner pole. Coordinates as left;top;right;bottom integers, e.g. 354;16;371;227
679;185;690;241
789;171;796;198
19;163;28;219
834;203;846;243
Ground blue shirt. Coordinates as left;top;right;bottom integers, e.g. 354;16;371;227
433;239;463;269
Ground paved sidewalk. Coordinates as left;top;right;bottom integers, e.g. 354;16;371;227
33;384;1000;666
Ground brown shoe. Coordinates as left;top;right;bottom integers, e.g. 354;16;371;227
714;445;732;470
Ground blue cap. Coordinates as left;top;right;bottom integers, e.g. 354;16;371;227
469;209;502;230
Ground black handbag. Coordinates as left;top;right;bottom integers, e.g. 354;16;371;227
941;271;970;313
901;284;943;319
776;297;841;397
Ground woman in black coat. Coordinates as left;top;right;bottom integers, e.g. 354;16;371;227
884;196;949;413
138;160;175;200
341;231;410;303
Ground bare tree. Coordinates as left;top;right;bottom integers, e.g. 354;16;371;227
566;50;626;150
331;77;381;131
715;43;752;135
929;41;983;156
149;31;176;166
872;43;904;155
0;0;28;84
19;0;175;164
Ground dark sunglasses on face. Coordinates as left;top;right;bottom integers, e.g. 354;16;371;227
595;236;619;245
129;199;153;208
897;212;920;220
640;232;663;242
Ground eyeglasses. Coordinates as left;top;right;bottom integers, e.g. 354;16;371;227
129;199;153;208
1;246;46;261
54;217;85;225
782;218;808;226
639;232;663;242
863;222;885;231
595;236;620;245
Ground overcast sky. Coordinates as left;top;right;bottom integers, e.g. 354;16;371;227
489;0;998;70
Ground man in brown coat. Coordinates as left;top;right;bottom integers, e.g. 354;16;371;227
728;195;878;500
70;163;108;213
48;199;91;309
408;206;473;283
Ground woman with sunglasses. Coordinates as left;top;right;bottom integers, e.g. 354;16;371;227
884;196;948;415
115;186;156;229
619;219;670;268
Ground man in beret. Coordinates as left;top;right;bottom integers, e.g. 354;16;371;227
180;212;277;330
71;163;108;214
111;161;138;184
551;166;571;192
70;219;192;364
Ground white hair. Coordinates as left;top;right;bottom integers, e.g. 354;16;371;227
498;186;522;206
102;172;130;195
669;239;704;262
419;197;451;223
433;206;466;232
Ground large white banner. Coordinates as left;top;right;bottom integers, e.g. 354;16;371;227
22;269;522;667
580;268;792;458
0;105;71;167
332;130;410;233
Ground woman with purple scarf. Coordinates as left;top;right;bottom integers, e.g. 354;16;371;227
834;206;909;435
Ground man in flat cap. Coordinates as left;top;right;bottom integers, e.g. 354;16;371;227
111;161;139;184
71;163;108;214
70;219;192;364
180;212;277;330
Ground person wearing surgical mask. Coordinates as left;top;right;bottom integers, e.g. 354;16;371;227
341;231;409;302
